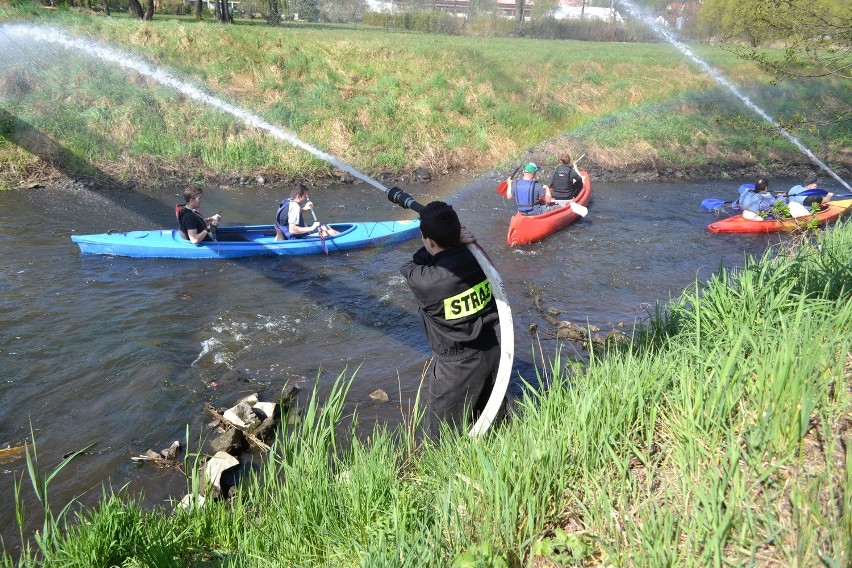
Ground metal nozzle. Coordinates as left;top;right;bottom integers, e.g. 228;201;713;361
387;187;424;213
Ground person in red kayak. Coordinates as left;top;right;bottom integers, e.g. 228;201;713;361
176;187;221;244
505;163;553;216
544;152;584;206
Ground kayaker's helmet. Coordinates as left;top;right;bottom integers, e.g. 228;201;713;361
524;163;538;173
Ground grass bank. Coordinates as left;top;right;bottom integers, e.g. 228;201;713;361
0;6;849;190
4;220;851;565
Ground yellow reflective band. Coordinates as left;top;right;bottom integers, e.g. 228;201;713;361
443;278;492;320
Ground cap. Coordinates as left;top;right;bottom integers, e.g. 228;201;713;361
524;163;538;173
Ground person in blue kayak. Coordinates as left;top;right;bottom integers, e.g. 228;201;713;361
505;163;553;216
274;184;339;241
400;201;503;440
176;187;221;244
544;152;584;206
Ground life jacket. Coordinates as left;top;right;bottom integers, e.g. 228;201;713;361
175;203;207;240
275;199;303;239
514;179;539;213
737;190;777;214
551;165;583;199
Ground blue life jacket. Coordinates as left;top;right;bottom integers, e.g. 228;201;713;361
514;179;540;213
275;199;304;239
737;190;778;214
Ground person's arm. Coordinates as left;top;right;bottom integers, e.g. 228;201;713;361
186;227;211;244
505;179;514;200
288;202;320;235
289;221;321;235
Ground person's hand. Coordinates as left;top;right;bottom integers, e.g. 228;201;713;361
459;226;477;245
311;221;320;230
210;214;221;226
303;201;314;211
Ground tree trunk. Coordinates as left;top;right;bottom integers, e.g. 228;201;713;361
514;0;525;33
127;0;144;19
194;0;202;19
101;0;110;15
144;0;154;20
268;0;279;24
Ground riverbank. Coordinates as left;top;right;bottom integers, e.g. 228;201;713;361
0;9;849;191
5;214;851;566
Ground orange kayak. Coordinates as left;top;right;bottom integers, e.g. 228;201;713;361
707;199;852;234
507;171;591;246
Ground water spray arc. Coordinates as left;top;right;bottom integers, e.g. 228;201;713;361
2;24;514;437
616;0;850;191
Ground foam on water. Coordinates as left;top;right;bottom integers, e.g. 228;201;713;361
617;0;850;191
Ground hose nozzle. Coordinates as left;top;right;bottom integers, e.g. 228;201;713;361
387;187;424;214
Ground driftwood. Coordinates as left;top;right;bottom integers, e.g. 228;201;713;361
205;403;270;451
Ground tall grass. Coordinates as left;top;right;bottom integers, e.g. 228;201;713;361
4;221;851;565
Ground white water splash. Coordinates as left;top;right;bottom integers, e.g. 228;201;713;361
618;0;850;191
0;24;393;194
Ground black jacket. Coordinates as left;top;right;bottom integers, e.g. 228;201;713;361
548;165;583;200
401;245;499;357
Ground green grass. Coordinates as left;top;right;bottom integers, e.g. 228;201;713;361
4;219;852;566
0;7;848;188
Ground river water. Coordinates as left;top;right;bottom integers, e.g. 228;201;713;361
0;173;814;551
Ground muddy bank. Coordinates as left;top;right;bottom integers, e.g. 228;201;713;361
12;145;850;194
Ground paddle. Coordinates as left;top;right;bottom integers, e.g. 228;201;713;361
307;206;328;255
567;201;588;217
496;148;532;197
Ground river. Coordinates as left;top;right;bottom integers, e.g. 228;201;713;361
0;173;810;553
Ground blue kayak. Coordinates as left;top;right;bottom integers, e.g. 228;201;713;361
71;220;420;258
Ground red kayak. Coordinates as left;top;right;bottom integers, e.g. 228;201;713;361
506;171;591;246
707;199;852;234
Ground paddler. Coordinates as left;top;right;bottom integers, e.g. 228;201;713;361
176;186;221;244
505;163;553;215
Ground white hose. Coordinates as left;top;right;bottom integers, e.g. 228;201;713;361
466;243;514;438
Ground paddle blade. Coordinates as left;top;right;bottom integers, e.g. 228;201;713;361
797;188;828;197
496;181;508;197
738;183;754;194
701;198;727;211
568;201;588;217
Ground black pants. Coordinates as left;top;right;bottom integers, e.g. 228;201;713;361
425;341;503;440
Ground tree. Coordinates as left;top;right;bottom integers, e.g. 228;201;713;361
291;0;320;20
514;0;525;32
101;0;110;15
127;0;144;18
214;0;233;22
195;0;203;20
698;0;851;80
143;0;154;20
